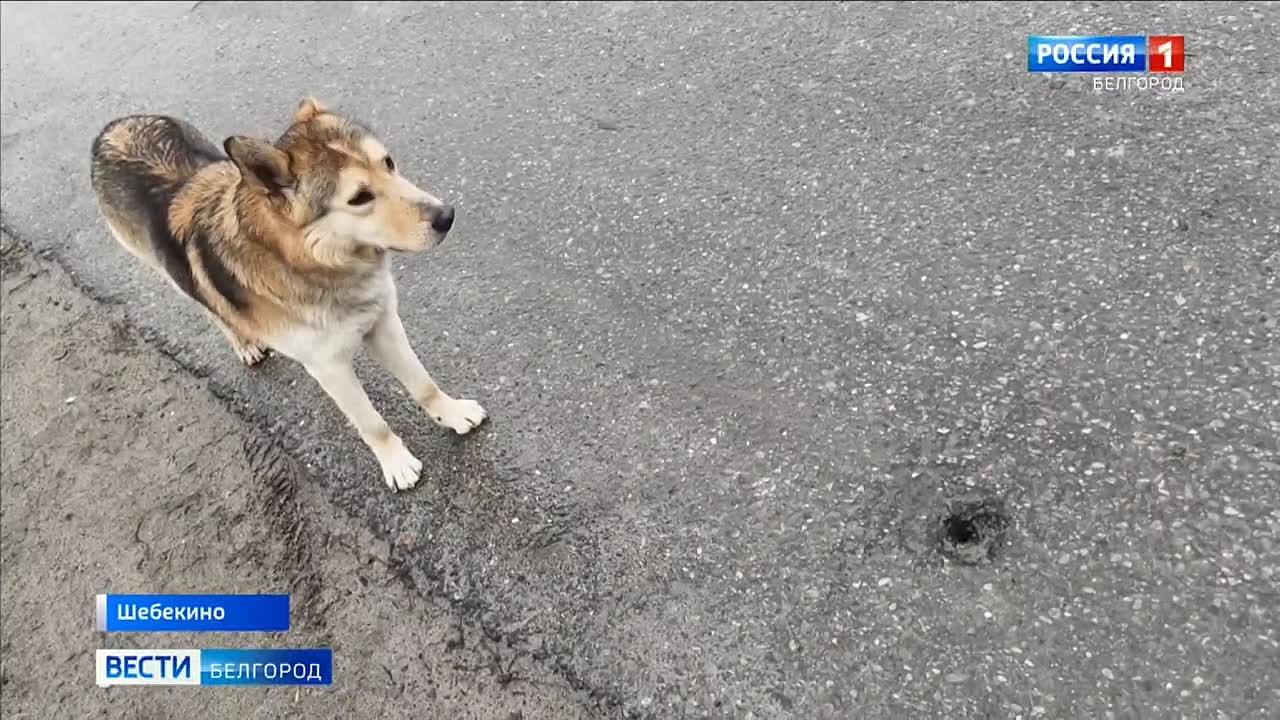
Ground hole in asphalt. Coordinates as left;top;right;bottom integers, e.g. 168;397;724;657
938;499;1011;565
944;515;979;545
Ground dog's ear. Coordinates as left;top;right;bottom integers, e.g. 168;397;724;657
224;136;294;194
293;97;328;124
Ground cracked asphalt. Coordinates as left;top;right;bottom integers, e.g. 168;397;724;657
2;2;1277;718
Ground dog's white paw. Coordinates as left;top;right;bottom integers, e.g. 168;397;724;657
428;397;488;435
377;442;423;491
234;340;268;367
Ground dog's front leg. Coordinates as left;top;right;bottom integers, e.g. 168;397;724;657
304;358;422;491
365;307;487;435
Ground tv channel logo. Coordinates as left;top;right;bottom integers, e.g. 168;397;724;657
96;648;333;687
96;650;200;686
1027;35;1184;73
1147;35;1185;73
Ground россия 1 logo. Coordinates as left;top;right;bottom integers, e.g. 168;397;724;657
1027;34;1185;92
1148;35;1185;72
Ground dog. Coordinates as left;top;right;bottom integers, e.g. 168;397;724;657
89;97;487;491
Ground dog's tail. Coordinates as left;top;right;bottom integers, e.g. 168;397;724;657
90;116;217;302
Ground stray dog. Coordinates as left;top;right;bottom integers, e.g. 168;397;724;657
89;98;486;491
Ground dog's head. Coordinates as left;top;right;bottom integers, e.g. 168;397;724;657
223;98;453;254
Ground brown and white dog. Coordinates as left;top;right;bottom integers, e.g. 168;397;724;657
89;98;486;491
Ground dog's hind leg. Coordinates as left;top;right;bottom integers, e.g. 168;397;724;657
103;212;265;367
205;310;267;367
102;213;164;276
365;305;487;435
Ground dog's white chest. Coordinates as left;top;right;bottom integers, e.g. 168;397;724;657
268;273;393;364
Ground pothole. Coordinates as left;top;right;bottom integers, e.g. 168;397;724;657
937;498;1011;565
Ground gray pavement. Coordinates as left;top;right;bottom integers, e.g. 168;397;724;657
2;2;1278;718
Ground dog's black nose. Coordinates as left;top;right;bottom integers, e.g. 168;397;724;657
431;205;455;233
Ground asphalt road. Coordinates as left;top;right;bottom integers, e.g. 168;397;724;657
2;2;1277;718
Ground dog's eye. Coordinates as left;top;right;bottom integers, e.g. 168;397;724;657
349;189;375;206
383;156;396;172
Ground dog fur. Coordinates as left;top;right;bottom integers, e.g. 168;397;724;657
89;97;486;491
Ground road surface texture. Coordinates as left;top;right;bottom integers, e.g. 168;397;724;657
2;2;1277;718
1;233;595;718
